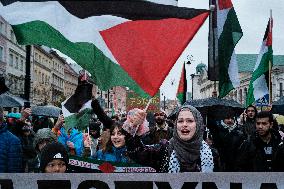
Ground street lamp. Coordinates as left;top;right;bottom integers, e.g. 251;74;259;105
190;74;195;100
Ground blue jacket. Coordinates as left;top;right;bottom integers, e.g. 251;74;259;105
57;127;83;156
96;146;129;163
0;123;23;172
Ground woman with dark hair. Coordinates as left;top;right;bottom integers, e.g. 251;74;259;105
94;122;132;163
126;105;217;172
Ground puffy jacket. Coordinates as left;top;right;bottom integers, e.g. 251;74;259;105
0;123;23;172
58;127;84;156
95;146;129;163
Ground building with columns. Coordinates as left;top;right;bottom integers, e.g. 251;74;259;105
191;54;284;106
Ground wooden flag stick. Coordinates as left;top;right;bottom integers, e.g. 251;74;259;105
144;98;153;112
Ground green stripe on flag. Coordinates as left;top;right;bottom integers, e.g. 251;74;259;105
12;21;148;97
218;8;242;98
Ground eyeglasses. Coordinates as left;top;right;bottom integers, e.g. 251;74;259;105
154;112;166;117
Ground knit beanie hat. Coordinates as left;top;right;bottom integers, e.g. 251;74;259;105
40;142;69;172
33;128;58;151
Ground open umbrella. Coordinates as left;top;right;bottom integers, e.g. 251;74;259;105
184;97;244;121
271;96;284;115
0;93;23;107
31;105;61;117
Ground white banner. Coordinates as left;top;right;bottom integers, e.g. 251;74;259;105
0;173;284;189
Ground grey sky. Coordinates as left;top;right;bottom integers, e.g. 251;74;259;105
161;0;284;100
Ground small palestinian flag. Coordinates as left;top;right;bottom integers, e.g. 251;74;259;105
176;63;187;105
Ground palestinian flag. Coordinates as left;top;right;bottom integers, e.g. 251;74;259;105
0;1;208;97
216;0;243;98
176;63;187;105
246;17;273;106
62;81;93;131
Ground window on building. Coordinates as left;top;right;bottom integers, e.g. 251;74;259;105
0;46;3;61
239;89;243;104
35;70;37;80
15;57;18;69
280;83;283;97
244;88;247;103
10;30;15;42
9;54;13;67
20;59;23;71
0;21;4;34
42;73;44;83
35;53;38;61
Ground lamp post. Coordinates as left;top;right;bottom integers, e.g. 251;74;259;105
190;74;195;100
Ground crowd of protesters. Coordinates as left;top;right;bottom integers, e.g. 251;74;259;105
1;98;284;173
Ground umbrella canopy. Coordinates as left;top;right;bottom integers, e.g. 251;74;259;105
0;93;24;107
271;96;284;115
6;112;21;119
184;97;244;121
31;105;61;117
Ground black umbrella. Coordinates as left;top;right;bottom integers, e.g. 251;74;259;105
271;96;284;115
31;105;61;117
0;93;23;107
184;97;244;121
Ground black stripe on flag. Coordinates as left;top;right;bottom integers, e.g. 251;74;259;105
59;1;208;20
1;0;208;20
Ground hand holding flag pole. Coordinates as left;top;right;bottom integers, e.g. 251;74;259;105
132;98;152;137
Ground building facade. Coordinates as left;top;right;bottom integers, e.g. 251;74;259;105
64;63;78;98
50;50;65;105
0;16;26;97
32;46;52;105
192;54;284;105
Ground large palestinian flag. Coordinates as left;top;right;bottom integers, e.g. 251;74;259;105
246;17;273;106
0;0;208;97
216;0;243;98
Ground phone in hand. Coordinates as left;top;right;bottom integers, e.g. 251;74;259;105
24;102;30;108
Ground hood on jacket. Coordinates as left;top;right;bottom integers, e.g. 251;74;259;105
33;128;57;151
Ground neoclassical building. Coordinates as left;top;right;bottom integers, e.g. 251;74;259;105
192;54;284;105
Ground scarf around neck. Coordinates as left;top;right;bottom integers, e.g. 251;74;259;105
220;120;237;132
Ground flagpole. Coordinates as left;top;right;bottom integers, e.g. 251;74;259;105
269;9;273;105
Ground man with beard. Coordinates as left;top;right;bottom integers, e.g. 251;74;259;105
142;110;173;145
207;110;246;171
236;111;284;171
239;105;257;138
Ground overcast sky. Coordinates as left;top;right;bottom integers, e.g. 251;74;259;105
160;0;284;100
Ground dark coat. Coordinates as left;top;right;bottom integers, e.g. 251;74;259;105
235;129;283;172
127;137;218;172
142;124;173;145
208;121;246;171
242;119;256;138
0;124;23;172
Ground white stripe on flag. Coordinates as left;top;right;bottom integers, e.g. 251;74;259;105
0;1;129;64
228;51;240;88
253;74;269;101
